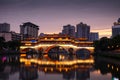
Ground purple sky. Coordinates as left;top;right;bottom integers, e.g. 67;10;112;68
0;0;120;38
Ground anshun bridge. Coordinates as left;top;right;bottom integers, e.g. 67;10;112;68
20;34;94;56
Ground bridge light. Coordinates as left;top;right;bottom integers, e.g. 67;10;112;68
51;68;53;71
66;37;68;40
112;66;114;69
45;38;47;40
59;38;62;40
20;54;26;57
117;67;119;71
59;68;62;72
25;43;31;46
65;68;68;72
51;38;54;40
44;68;47;72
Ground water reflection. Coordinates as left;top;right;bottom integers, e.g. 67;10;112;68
20;65;38;80
19;52;93;80
94;56;120;80
1;53;120;80
0;55;20;80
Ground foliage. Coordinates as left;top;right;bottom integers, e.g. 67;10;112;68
0;37;5;50
7;40;21;50
0;38;21;51
94;35;120;52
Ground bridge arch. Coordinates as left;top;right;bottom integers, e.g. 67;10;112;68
76;48;90;59
21;48;36;53
45;45;68;53
46;46;68;61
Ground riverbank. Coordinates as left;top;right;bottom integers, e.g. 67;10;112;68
0;50;20;55
94;50;120;59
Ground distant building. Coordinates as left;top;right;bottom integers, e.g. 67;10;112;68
39;33;45;37
0;32;22;41
0;23;10;32
112;18;120;37
62;24;75;37
20;22;39;39
76;22;90;40
89;32;99;41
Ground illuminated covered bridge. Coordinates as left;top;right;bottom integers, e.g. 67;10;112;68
20;34;94;55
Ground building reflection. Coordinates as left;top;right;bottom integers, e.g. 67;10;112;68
76;68;90;80
19;65;38;80
0;55;20;80
20;55;93;80
94;56;120;80
2;53;120;80
63;70;75;80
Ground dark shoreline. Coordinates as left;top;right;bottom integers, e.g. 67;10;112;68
0;50;20;56
94;51;120;59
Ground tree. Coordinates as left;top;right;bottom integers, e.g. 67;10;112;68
7;40;21;51
112;35;120;49
93;40;100;51
99;37;109;51
0;37;5;50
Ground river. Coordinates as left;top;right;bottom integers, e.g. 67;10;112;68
0;53;120;80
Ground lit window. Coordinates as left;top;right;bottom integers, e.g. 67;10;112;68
51;38;54;40
45;38;47;40
25;43;31;46
66;38;68;40
59;38;62;40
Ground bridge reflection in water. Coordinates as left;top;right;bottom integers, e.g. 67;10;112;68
2;54;120;80
20;57;94;66
20;53;94;80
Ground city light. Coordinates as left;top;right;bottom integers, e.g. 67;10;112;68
20;58;94;66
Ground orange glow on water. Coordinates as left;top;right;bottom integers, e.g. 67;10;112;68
20;58;94;66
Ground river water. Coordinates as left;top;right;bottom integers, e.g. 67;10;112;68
0;54;120;80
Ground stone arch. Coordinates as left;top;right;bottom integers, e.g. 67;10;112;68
68;48;74;54
45;45;68;53
46;46;68;61
21;48;34;52
76;48;90;59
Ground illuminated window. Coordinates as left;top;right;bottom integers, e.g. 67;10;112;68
45;38;47;40
51;38;54;40
66;38;68;40
59;38;62;40
25;43;31;46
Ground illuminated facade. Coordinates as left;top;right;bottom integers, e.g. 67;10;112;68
20;34;94;54
20;57;93;80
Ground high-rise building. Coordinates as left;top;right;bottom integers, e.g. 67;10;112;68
62;24;75;37
112;18;120;37
76;22;90;40
0;23;10;32
20;22;39;39
89;32;99;41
